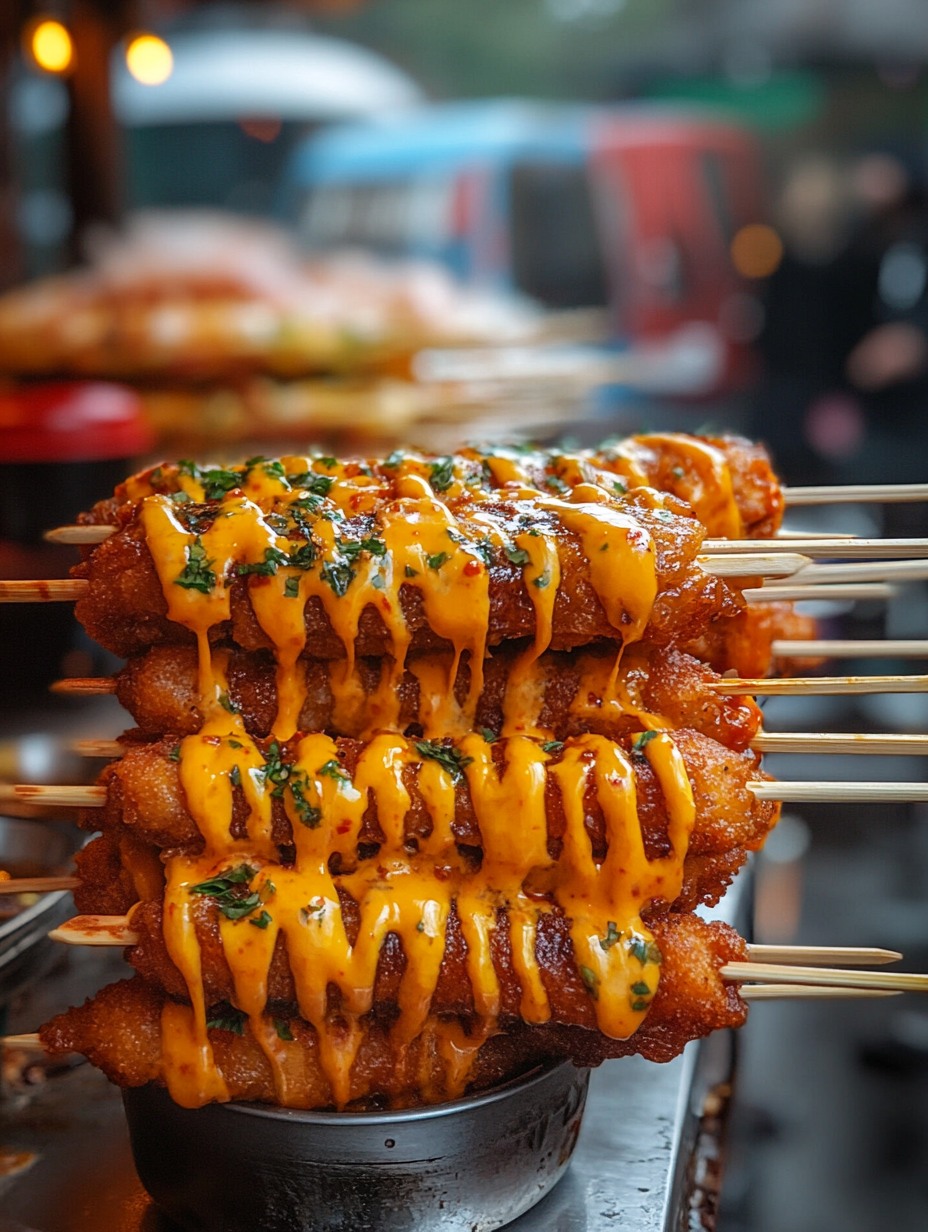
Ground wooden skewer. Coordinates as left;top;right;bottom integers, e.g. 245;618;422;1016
741;986;901;1000
0;784;105;808
744;945;902;966
713;673;928;695
0;579;86;603
1;1033;47;1050
50;676;117;696
721;961;928;992
68;732;928;765
743;582;897;603
7;776;928;811
46;916;921;983
751;732;928;756
45;525;111;545
793;559;928;585
72;739;122;759
750;781;928;803
783;481;928;505
0;555;814;605
698;552;810;578
772;639;928;659
705;537;928;558
0;875;78;895
48;915;139;946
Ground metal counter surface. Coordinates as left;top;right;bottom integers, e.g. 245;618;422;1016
0;1030;733;1232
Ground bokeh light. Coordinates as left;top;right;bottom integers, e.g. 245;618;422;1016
28;19;74;75
730;223;784;279
125;34;174;87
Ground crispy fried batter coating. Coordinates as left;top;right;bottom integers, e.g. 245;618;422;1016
113;642;762;750
40;914;748;1108
72;493;740;661
77;729;777;914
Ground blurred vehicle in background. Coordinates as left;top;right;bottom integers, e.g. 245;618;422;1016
280;98;768;398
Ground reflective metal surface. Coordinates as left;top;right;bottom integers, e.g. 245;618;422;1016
123;1063;590;1232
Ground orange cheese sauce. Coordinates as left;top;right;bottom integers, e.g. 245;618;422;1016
132;452;709;1108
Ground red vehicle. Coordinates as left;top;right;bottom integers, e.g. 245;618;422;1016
284;100;769;398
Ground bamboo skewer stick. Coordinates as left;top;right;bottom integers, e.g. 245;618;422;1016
0;579;86;603
5;778;928;813
772;639;928;659
750;782;928;803
783;482;928;505
43;915;928;995
741;986;901;1000
50;676;117;696
721;961;928;992
0;556;815;603
0;784;105;809
743;582;897;603
0;875;79;895
706;537;928;558
793;559;928;586
713;673;928;695
48;915;138;946
66;733;928;763
751;732;928;756
744;945;902;966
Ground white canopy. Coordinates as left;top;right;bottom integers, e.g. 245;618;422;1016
113;29;423;126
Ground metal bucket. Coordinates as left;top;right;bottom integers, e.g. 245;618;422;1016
123;1059;590;1232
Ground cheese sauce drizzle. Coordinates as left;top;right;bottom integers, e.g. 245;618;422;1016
131;448;713;1108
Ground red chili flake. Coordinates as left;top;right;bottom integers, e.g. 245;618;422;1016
433;865;451;881
336;819;352;834
204;735;222;746
463;559;482;577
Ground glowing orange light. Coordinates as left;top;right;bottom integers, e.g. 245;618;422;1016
730;224;784;280
125;34;173;86
29;19;74;74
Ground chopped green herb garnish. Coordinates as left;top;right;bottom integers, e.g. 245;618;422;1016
175;537;216;594
612;479;627;495
532;572;550;589
382;449;405;469
191;865;262;922
320;559;355;597
600;921;622;950
261;743;291;795
289;472;335;497
504;544;530;566
317;758;349;782
414;739;473;783
580;966;600;1000
479;727;499;744
541;740;564;754
228;738;244;750
416;919;426;933
284;575;300;599
670;466;685;479
545;475;569;494
632;730;658;753
318;456;338;469
168;744;181;763
427;552;450;571
404;565;419;578
236;546;290;577
218;691;238;714
206;1007;246;1035
429;456;455;492
300;897;326;923
628;936;662;966
249;910;273;930
169;490;192;505
287;542;316;571
290;779;322;828
631;981;651;996
274;1018;294;1041
371;574;386;589
229;765;242;788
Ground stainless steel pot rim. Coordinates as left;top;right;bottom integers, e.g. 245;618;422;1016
221;1058;581;1128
